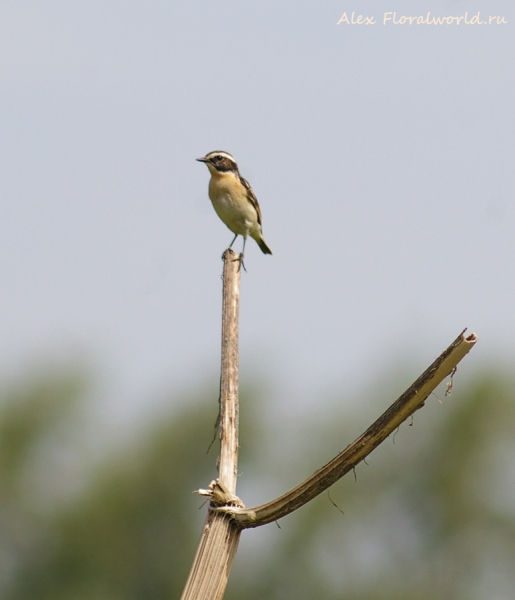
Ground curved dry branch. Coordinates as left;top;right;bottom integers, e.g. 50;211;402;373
215;330;477;529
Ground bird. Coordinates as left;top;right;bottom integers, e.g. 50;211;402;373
197;151;273;261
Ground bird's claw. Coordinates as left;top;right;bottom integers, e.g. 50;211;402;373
233;253;247;272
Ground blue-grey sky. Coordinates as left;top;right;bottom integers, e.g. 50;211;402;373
1;1;513;424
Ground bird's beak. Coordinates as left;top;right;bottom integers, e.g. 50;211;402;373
196;157;209;163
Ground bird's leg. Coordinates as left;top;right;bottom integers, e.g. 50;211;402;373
228;233;238;249
222;233;240;262
232;237;247;272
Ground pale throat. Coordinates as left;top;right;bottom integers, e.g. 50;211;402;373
207;166;238;180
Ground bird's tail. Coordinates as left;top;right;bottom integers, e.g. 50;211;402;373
257;237;273;255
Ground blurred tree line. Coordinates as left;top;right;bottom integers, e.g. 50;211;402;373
0;365;515;600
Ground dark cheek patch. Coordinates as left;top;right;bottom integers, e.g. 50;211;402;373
216;158;236;172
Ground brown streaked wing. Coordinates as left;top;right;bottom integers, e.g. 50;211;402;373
239;176;263;225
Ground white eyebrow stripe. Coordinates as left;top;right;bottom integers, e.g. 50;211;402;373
205;151;236;162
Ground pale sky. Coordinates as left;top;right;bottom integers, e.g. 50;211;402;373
1;1;513;428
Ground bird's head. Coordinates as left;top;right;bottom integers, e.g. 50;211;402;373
196;151;239;175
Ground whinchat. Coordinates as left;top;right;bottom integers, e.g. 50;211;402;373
197;151;273;257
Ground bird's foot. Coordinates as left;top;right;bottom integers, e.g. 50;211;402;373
233;253;247;272
221;248;236;261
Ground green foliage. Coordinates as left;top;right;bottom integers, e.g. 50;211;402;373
1;368;515;600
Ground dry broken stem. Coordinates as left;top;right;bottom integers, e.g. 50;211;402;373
182;249;478;600
180;249;242;600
